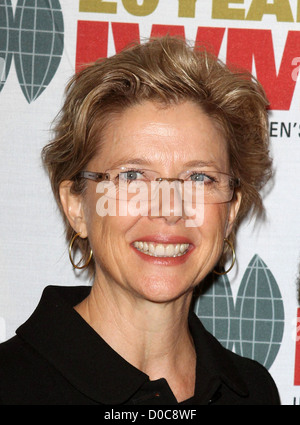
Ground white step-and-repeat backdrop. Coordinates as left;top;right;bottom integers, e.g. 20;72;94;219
1;0;300;405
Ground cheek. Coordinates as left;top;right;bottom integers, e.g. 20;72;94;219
85;206;139;258
196;204;229;239
191;204;229;268
194;204;229;273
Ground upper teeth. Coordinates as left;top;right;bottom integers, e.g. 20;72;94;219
133;241;190;257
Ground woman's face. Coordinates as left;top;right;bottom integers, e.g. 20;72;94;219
68;101;240;303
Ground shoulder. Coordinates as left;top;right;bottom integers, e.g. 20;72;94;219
225;347;280;403
0;335;32;372
0;285;94;405
211;347;281;405
189;313;280;405
0;336;31;404
0;335;56;404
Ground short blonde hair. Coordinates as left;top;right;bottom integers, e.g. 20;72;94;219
42;36;272;275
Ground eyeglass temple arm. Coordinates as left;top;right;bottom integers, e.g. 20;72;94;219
78;171;110;182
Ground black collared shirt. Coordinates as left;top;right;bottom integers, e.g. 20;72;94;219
0;286;280;405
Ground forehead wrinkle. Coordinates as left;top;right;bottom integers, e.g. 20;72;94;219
106;139;183;169
96;101;229;172
106;153;221;173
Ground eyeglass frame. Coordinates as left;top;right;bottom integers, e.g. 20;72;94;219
75;169;241;204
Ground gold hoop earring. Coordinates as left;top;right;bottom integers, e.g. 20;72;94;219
213;238;236;276
68;232;93;270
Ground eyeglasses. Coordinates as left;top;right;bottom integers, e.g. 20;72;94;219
76;167;240;205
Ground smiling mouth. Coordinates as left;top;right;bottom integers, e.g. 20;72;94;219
133;241;190;258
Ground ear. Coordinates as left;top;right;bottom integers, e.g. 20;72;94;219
59;181;88;238
225;190;242;238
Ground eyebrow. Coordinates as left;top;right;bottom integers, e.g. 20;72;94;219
107;158;219;170
107;157;153;169
182;160;219;169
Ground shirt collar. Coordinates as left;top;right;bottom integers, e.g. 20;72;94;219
17;285;248;404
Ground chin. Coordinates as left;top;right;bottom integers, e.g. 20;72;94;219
136;276;194;304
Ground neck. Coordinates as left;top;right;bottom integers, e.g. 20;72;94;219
74;275;196;401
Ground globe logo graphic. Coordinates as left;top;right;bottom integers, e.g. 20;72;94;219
0;0;64;102
194;255;285;370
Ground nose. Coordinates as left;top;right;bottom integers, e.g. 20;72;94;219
148;180;186;225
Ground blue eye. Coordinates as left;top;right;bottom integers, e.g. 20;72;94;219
190;173;204;182
118;170;144;181
190;173;215;183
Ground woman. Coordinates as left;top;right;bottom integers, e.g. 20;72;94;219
0;36;280;405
